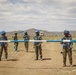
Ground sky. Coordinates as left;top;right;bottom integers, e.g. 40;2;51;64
0;0;76;32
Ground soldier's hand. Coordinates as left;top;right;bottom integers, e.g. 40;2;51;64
38;43;41;46
5;44;8;47
68;47;70;50
33;46;35;48
60;52;63;54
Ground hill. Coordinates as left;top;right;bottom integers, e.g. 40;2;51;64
6;28;76;36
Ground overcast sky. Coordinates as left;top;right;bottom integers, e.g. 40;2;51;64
0;0;76;32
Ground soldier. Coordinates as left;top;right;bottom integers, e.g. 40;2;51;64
23;31;30;52
0;31;8;61
13;33;18;51
34;30;42;60
61;30;73;67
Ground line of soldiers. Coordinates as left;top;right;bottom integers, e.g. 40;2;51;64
13;31;30;52
0;30;42;61
0;30;74;67
14;30;42;60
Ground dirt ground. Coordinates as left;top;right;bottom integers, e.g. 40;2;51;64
0;42;76;75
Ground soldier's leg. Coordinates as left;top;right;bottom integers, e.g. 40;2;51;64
26;43;29;52
14;43;17;51
35;46;38;60
24;43;27;51
4;46;8;59
39;45;42;60
63;49;67;66
68;48;72;66
24;43;26;49
16;43;18;51
0;46;3;61
27;43;29;51
25;42;28;51
0;48;1;61
15;43;18;51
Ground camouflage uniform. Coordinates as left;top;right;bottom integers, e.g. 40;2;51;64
14;35;18;51
34;35;42;60
23;34;30;52
0;36;8;61
61;35;73;66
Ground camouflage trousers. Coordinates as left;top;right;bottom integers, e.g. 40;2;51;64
24;42;29;52
35;45;42;60
0;45;8;60
14;43;18;51
63;48;72;65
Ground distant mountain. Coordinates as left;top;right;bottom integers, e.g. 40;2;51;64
6;28;76;36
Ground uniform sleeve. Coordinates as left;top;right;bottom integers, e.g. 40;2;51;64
70;37;72;40
34;36;35;40
70;36;73;48
17;36;18;40
39;36;42;40
61;37;64;44
5;36;8;44
28;35;30;40
6;36;8;40
23;35;25;38
61;38;63;40
0;37;1;46
34;36;36;46
39;36;42;44
14;36;15;40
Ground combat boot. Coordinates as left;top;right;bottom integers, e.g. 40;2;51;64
63;64;66;67
40;56;43;61
63;62;66;67
5;55;8;60
70;62;73;67
0;55;1;61
26;49;28;52
0;58;1;61
35;56;38;60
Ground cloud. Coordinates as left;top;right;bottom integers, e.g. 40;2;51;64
0;0;76;31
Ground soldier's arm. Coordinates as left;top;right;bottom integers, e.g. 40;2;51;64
6;36;8;47
70;36;73;48
28;35;30;40
61;38;63;44
61;37;67;44
14;36;15;40
39;36;42;45
17;36;18;40
23;35;25;38
33;37;36;48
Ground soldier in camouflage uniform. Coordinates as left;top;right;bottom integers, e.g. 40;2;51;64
14;33;18;51
34;30;42;60
61;30;73;67
23;31;30;52
0;31;8;61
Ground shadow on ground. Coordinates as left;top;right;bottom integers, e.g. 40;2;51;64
7;59;19;61
42;58;51;60
28;51;35;53
73;65;76;67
